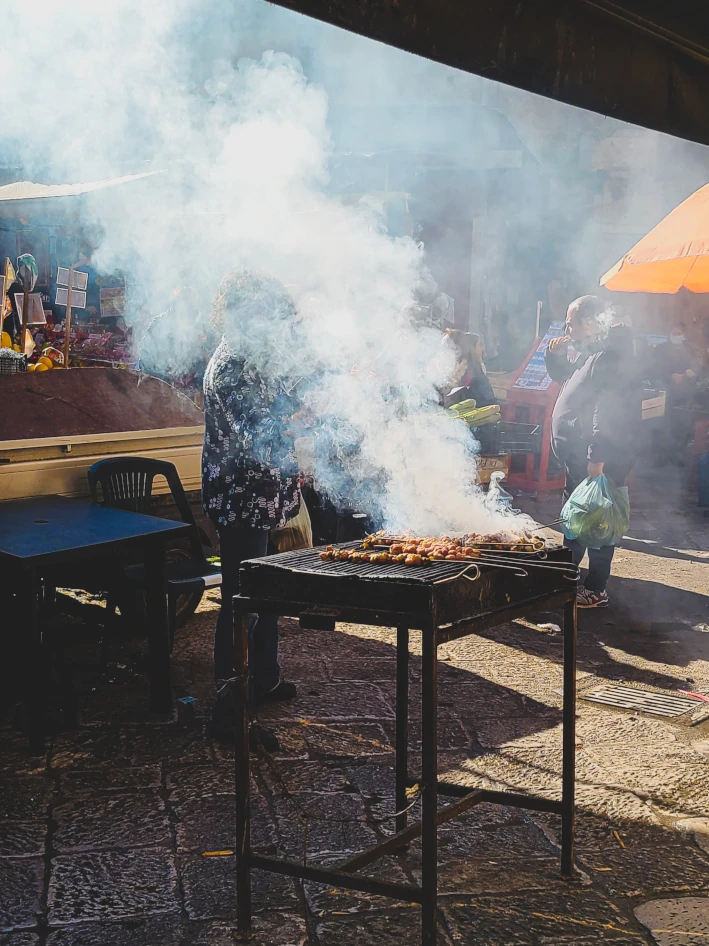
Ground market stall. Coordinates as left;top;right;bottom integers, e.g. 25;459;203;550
601;182;709;486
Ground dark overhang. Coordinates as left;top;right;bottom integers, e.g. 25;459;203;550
266;0;709;145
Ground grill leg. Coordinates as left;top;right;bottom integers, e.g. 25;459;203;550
421;626;438;946
396;626;410;834
233;600;251;932
561;598;577;877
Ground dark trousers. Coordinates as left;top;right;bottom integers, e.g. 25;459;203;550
215;527;280;697
563;456;632;594
565;539;615;592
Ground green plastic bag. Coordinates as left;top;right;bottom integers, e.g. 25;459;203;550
561;474;630;548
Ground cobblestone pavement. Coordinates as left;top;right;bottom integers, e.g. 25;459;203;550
1;465;708;945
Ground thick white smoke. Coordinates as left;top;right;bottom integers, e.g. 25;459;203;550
1;0;533;535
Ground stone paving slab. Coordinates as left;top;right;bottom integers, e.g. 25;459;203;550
445;889;645;944
181;857;299;919
0;934;40;946
79;684;155;728
272;791;378;859
326;658;396;683
574;824;709;898
0;821;45;857
274;658;332;684
305;856;412;914
0;857;44;931
405;824;559;896
315;909;451;946
475;717;564;750
439;855;567;897
165;764;237;802
59;766;162;796
47;850;179;924
53;793;171;853
635;896;709;946
175;792;277;853
268;721;393;759
259;759;351;796
259;682;394;722
47;913;307;946
0;777;53;821
400;714;474;751
46;917;183;946
122;728;212;766
234;913;309;945
586;749;709;817
278;626;395;661
0;731;49;777
49;730;126;770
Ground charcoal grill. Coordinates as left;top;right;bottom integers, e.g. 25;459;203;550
232;541;578;946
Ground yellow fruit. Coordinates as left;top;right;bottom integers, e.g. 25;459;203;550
38;356;53;369
13;344;21;352
1;331;11;348
27;363;36;372
34;362;49;372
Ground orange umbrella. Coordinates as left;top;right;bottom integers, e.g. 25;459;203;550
601;183;709;293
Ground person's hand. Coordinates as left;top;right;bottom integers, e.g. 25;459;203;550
547;335;570;353
672;372;684;384
587;460;604;478
685;368;696;379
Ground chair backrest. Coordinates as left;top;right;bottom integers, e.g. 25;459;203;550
87;457;205;561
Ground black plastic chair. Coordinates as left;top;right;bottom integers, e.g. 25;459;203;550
87;457;221;656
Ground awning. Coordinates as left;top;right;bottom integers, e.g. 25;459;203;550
268;1;709;146
0;170;163;203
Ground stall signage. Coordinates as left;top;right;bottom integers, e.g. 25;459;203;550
513;322;564;391
55;267;88;309
56;268;89;291
55;287;87;309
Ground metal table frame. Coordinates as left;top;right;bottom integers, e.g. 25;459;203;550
0;496;190;751
232;588;577;946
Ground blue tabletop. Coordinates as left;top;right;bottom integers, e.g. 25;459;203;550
0;496;190;565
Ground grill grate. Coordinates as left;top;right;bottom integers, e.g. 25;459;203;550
581;683;702;718
259;543;475;583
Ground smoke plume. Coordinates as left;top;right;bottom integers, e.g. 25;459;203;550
22;1;709;533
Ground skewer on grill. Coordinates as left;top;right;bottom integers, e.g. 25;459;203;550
478;552;578;580
363;533;545;554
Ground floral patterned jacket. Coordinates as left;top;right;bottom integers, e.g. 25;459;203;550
201;337;301;530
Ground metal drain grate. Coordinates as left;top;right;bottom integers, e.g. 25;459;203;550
581;684;702;718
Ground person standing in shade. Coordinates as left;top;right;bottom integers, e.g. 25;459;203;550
651;321;701;464
545;295;641;608
202;271;303;750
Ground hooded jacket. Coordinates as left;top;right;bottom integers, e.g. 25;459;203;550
545;325;641;469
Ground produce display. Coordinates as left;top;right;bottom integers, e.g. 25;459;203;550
446;398;501;427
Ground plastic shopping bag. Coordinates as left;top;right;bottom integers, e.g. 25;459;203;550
560;474;630;549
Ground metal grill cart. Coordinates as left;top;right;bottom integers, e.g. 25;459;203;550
232;543;578;946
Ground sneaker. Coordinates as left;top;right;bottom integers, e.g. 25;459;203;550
255;678;297;705
576;588;609;608
249;723;280;754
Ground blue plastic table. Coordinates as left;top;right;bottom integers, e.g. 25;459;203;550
0;495;191;750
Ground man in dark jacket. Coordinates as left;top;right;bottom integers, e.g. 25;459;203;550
650;322;701;463
546;295;641;608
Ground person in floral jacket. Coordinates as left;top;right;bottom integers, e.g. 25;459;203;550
202;270;303;748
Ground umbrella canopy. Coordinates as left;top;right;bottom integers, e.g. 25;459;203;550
601;183;709;293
